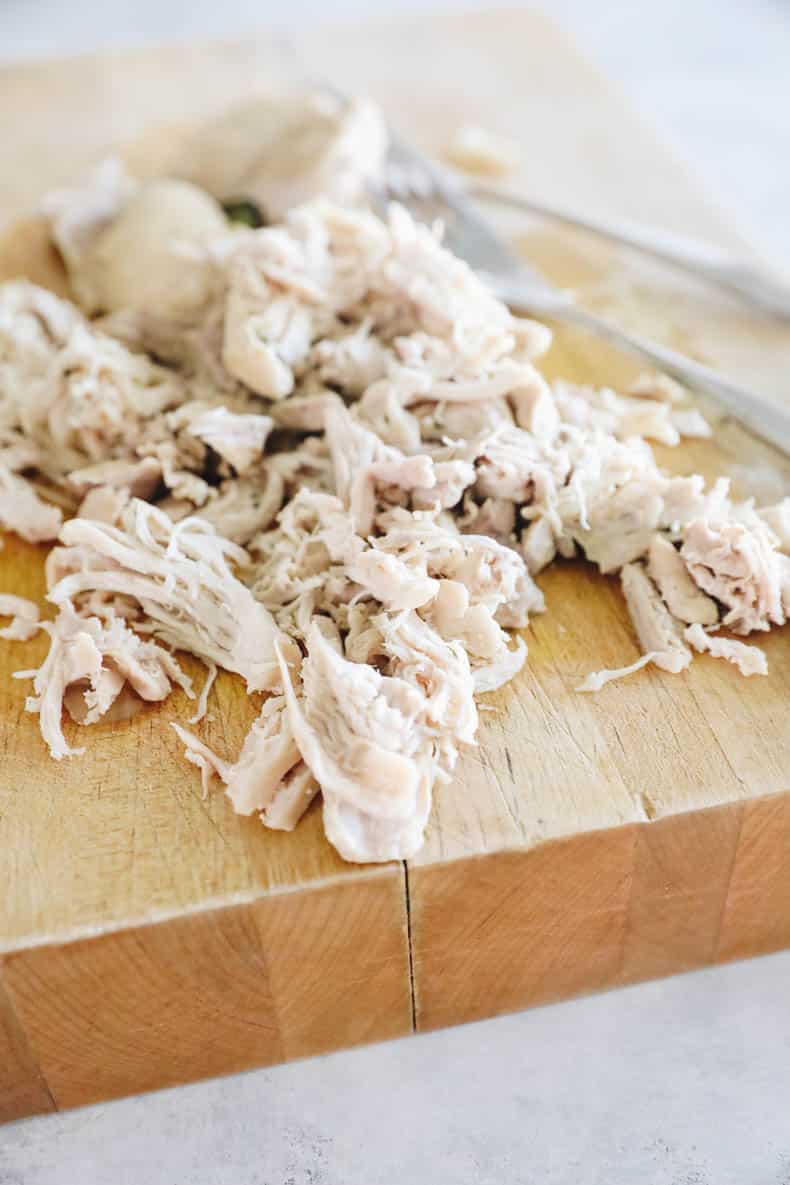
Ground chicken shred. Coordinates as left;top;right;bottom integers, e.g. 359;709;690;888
0;465;63;544
188;661;218;724
620;562;692;674
684;623;768;678
0;96;788;864
681;518;787;634
20;603;192;759
173;694;302;816
577;652;662;693
0;593;42;641
47;501;299;692
277;625;434;862
647;534;718;626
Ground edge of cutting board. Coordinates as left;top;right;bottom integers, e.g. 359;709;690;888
3;790;790;1118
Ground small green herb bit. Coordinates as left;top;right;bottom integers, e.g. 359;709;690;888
222;198;265;228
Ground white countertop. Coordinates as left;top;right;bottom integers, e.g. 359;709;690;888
1;2;789;1182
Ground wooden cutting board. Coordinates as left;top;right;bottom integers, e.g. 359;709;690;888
2;9;789;1122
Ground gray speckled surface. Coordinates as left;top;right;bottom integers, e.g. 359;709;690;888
1;2;789;1181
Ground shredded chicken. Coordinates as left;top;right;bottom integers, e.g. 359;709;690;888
684;623;768;677
178;91;388;220
647;534;718;626
188;661;218;724
277;624;434;863
627;372;685;403
0;281;189;483
262;762;320;831
49;174;227;319
620;562;692;674
681;518;787;634
577;652;662;693
554;380;706;446
218;199;548;406
76;482;129;526
46;501;299;691
0;93;787;865
173;694;302;814
0;465;63;543
0;593;41;641
173;680;322;826
183;406;273;475
19;603;192;759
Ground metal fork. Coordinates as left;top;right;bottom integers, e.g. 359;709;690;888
377;132;790;458
471;184;790;321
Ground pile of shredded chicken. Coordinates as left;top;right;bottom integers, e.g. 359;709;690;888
1;93;788;862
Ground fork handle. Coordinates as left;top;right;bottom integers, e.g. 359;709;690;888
474;186;790;320
554;303;790;457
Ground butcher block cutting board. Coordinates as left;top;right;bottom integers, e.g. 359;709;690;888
2;9;790;1122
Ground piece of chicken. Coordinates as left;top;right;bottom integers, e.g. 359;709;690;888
180;92;388;220
277;623;434;863
681;518;787;634
684;623;767;678
22;603;192;759
173;695;303;815
0;465;63;543
647;534;719;626
0;594;41;641
47;166;227;319
621;562;692;674
47;500;299;692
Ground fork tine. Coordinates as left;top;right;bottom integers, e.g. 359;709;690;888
327;94;569;311
380;129;528;270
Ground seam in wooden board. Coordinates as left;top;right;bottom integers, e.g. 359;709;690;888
402;861;417;1033
3;793;787;1113
0;864;397;956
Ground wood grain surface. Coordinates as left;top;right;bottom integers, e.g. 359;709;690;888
0;8;788;1121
